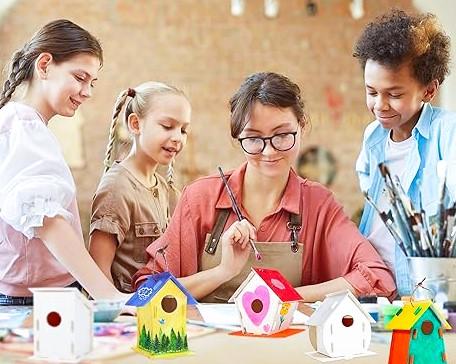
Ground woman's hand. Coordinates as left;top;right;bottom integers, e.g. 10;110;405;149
177;219;256;300
218;219;256;280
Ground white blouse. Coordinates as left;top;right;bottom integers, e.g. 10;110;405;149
0;102;76;239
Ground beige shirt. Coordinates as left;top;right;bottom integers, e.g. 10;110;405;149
90;162;171;293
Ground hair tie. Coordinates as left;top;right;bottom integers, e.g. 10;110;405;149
127;88;136;98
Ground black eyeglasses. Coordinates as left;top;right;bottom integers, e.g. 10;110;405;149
238;131;298;155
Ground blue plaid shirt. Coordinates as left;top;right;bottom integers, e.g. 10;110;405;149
356;103;456;295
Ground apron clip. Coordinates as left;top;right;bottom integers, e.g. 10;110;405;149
287;222;301;253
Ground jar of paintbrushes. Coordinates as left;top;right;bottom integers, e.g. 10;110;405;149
365;161;456;301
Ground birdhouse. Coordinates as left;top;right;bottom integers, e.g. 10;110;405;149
386;300;451;364
126;272;197;358
31;287;93;363
307;290;375;358
228;267;302;335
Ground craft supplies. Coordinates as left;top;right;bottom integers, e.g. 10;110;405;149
365;162;456;257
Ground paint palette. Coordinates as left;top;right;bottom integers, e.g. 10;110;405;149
93;299;125;322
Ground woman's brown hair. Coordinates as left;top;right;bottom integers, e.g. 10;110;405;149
0;19;103;109
229;72;307;138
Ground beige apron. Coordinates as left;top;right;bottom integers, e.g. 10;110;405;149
199;209;304;303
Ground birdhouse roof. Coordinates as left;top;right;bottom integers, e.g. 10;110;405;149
386;300;451;330
228;267;302;303
307;290;375;326
29;287;92;310
126;272;197;307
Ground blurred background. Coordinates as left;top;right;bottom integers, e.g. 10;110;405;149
1;0;455;239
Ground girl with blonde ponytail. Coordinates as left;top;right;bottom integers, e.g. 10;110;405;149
89;81;191;293
0;19;127;305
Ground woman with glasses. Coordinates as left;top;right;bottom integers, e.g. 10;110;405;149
133;72;396;302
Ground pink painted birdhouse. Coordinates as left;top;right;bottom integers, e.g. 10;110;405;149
228;267;302;335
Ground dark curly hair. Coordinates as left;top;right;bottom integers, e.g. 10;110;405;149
353;9;451;86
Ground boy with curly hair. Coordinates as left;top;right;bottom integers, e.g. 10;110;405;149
353;9;456;295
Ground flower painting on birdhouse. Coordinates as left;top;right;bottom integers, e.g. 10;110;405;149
126;272;197;358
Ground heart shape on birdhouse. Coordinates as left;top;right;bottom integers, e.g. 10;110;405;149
241;285;270;326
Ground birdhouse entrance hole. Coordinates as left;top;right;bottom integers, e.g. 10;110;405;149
46;311;62;327
421;320;433;335
251;299;263;313
342;315;354;327
161;295;177;313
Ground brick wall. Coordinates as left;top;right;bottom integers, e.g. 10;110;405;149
0;0;414;237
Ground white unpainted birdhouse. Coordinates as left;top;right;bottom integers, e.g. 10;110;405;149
307;290;375;358
31;287;93;363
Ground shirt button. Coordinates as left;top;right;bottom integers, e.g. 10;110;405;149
139;227;145;235
153;190;159;198
259;225;266;232
154;227;160;234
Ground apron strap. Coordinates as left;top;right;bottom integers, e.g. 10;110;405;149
204;209;231;255
287;198;303;253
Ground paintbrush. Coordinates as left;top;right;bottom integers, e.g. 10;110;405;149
390;174;423;256
419;200;436;256
412;213;435;257
410;216;429;257
449;230;456;257
437;161;448;257
378;163;416;255
394;176;415;217
392;175;425;256
363;192;409;256
217;166;262;261
443;203;456;257
445;204;456;240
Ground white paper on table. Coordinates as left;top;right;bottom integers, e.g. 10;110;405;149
305;351;376;362
194;303;309;329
